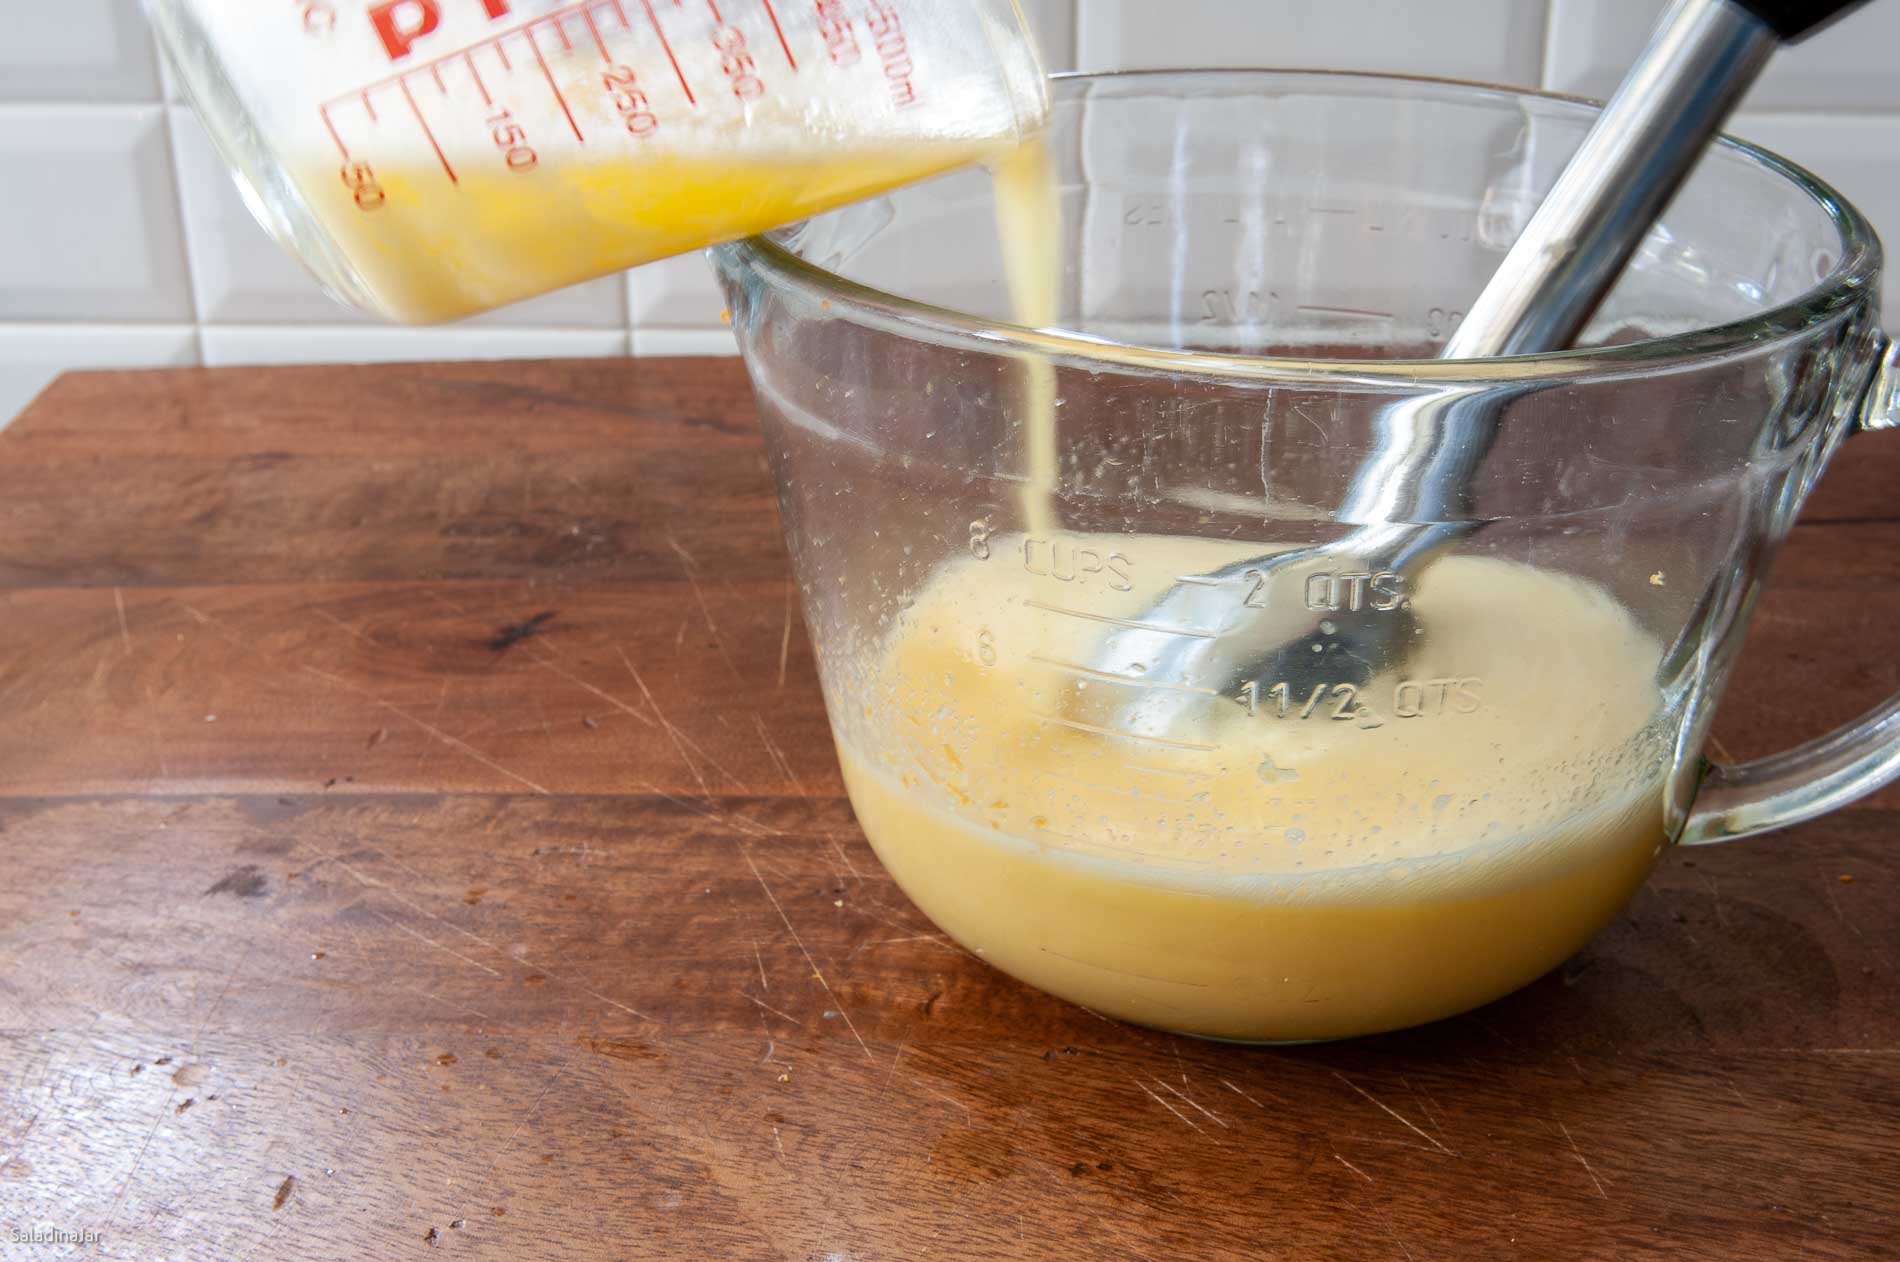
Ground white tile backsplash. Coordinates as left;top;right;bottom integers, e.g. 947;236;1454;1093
1018;0;1079;70
0;0;160;103
1729;113;1900;260
0;105;192;322
3;0;1896;395
1076;0;1547;83
628;253;730;329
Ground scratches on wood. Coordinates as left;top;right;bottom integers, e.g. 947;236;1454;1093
742;847;873;1064
1332;1072;1456;1157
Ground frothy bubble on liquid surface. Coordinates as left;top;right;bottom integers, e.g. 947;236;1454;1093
827;531;1680;1039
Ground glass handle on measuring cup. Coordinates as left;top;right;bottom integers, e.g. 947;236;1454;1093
1681;335;1900;844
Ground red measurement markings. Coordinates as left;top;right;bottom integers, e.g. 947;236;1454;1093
759;0;795;68
325;1;631;108
320;104;349;158
398;78;456;182
581;5;612;60
639;0;695;104
525;27;584;141
550;14;573;51
704;0;721;20
320;0;657;175
465;52;492;104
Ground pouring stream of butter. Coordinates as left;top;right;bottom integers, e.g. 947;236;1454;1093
991;139;1064;535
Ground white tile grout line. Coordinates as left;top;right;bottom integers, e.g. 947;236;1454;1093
160;109;210;362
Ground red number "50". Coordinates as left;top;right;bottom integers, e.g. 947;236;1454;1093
340;160;385;211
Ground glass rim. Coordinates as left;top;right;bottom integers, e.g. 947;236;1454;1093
718;68;1884;386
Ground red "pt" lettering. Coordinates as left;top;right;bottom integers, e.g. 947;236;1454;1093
370;0;439;59
370;0;513;61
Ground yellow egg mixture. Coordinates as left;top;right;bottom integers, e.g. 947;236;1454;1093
835;533;1672;1043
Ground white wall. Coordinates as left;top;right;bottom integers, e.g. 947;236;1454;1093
4;0;1897;421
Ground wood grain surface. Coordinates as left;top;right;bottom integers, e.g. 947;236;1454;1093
0;359;1895;1261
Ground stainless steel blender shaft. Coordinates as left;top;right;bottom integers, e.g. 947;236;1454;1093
1344;0;1777;524
1089;0;1800;738
1447;0;1777;361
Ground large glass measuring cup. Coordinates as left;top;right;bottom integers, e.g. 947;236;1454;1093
148;0;1046;322
715;72;1900;1043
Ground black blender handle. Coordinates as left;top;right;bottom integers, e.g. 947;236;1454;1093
1729;0;1873;40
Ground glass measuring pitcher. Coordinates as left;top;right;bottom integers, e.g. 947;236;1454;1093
714;71;1900;1043
147;0;1046;322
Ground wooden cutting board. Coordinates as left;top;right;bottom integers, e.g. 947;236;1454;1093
0;359;1894;1259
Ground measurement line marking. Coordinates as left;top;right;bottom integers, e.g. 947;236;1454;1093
705;0;722;20
1028;653;1217;695
608;0;632;28
760;0;797;67
431;64;446;92
552;12;575;51
361;90;378;121
526;26;585;142
581;4;612;60
1022;598;1217;640
1296;303;1396;321
320;105;348;158
325;0;621;105
1031;712;1218;752
465;52;492;104
398;79;456;183
641;0;696;103
1173;574;1225;587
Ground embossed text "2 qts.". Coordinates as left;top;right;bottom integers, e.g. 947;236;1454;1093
1241;569;1407;611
